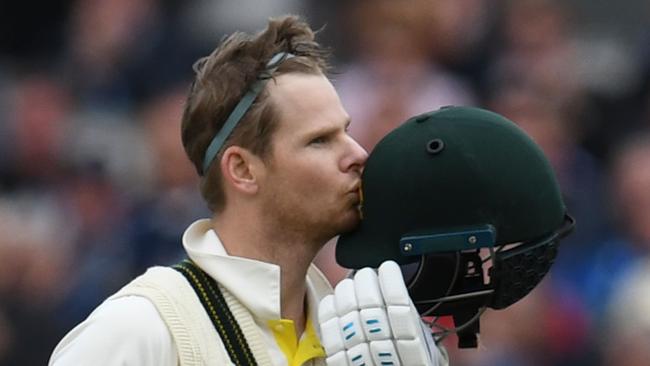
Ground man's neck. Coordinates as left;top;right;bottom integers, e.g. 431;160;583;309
211;211;324;335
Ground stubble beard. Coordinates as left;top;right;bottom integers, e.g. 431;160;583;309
262;193;360;248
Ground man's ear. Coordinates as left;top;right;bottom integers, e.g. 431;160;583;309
220;146;263;195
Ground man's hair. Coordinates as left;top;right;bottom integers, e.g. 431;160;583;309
181;15;329;212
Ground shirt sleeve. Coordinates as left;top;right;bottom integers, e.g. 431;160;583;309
49;296;178;366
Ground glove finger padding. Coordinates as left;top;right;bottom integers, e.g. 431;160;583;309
319;295;345;356
318;260;443;366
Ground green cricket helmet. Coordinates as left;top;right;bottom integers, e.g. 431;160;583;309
337;106;574;347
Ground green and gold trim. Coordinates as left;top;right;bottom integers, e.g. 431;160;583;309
172;259;258;366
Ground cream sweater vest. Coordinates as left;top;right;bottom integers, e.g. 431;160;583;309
109;266;275;366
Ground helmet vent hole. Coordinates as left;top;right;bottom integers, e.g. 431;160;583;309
426;139;445;155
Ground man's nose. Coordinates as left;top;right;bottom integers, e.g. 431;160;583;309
341;135;368;173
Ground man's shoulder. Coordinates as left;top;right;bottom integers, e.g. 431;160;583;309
110;265;190;300
49;296;176;365
91;296;170;336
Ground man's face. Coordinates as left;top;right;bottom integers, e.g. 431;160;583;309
260;73;368;242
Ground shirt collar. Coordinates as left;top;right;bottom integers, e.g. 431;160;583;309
183;219;334;327
182;219;282;320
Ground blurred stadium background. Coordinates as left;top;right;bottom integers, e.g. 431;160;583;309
1;0;650;365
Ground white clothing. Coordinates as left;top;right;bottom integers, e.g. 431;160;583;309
49;219;333;366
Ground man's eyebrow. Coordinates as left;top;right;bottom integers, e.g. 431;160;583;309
307;125;337;137
305;119;350;139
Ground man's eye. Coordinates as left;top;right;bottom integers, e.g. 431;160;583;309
310;136;328;145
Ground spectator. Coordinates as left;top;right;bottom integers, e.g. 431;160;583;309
602;258;650;366
125;86;209;271
335;0;474;151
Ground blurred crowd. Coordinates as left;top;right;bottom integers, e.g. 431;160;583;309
1;0;650;365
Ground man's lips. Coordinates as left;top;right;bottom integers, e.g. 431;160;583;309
348;180;362;195
347;184;361;200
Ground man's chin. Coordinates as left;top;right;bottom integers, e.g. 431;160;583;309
336;209;362;234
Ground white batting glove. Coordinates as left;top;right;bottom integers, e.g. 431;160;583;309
318;261;446;366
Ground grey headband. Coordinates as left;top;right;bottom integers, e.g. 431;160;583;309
201;52;296;175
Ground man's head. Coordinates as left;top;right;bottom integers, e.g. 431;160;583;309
181;15;330;213
181;16;367;242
